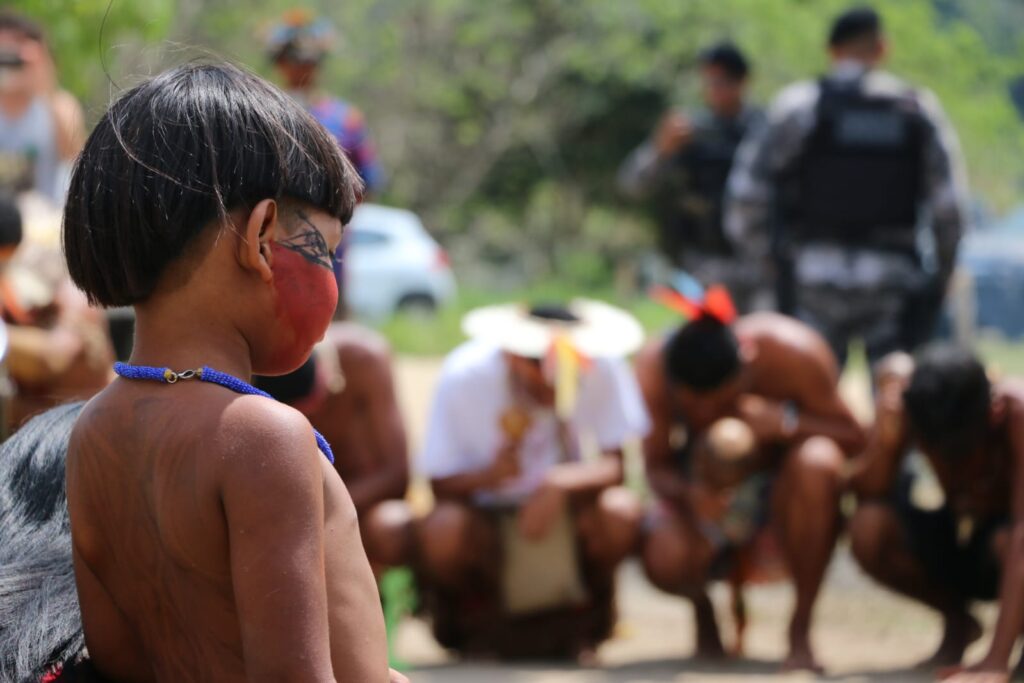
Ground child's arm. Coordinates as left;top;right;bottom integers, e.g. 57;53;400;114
220;399;337;683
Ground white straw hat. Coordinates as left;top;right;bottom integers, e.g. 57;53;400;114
461;298;645;359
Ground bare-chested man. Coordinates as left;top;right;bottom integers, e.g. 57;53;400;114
849;345;1024;683
636;310;865;672
61;63;402;681
255;321;411;570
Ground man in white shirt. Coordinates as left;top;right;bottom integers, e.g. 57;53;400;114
416;300;650;659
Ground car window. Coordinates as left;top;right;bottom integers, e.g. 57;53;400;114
348;229;391;247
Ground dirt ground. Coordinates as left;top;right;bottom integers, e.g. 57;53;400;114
389;357;1012;683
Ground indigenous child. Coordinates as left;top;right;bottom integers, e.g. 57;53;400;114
849;345;1024;682
415;300;649;660
61;62;400;682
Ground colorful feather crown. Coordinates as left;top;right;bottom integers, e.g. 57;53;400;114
650;282;737;325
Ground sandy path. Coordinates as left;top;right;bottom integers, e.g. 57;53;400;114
391;357;1008;682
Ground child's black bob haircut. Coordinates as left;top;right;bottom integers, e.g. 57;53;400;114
63;62;360;308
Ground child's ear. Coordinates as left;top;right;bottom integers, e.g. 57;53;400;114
239;199;279;283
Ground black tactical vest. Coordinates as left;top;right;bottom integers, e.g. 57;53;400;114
783;77;927;248
654;112;755;263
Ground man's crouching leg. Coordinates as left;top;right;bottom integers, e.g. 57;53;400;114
848;502;982;666
415;501;498;588
362;500;415;572
772;436;844;673
577;486;642;568
640;502;723;658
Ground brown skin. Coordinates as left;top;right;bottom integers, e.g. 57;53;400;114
419;352;641;599
653;64;748;159
848;360;1024;683
636;312;865;672
303;322;412;569
275;56;318;92
66;201;402;682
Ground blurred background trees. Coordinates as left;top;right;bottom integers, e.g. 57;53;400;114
10;0;1024;290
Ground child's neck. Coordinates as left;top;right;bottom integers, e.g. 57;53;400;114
131;300;254;381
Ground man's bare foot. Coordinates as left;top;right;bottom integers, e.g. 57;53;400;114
919;612;983;669
575;645;600;668
780;646;825;674
693;594;727;659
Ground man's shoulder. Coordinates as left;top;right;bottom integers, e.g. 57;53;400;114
634;335;666;373
769;79;819;119
739;312;833;366
311;96;365;129
329;321;391;364
862;69;919;96
997;379;1024;413
736;311;807;338
441;339;501;376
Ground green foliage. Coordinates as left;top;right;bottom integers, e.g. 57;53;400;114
295;0;1021;287
8;0;174;108
380;567;416;670
8;0;1024;291
378;281;680;357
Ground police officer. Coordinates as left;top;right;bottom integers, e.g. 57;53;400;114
725;6;969;367
618;42;765;312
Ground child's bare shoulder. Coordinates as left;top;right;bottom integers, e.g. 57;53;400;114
213;394;324;495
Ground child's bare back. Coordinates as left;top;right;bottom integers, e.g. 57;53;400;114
68;379;385;681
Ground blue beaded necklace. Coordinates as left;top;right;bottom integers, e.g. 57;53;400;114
113;362;335;464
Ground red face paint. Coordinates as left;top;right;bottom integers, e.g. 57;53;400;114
267;239;338;373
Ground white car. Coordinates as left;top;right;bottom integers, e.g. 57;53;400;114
344;203;457;319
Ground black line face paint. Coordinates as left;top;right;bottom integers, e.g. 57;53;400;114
277;212;334;271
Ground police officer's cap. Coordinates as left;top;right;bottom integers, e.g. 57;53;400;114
829;6;883;48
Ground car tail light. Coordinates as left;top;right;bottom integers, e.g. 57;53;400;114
435;248;451;270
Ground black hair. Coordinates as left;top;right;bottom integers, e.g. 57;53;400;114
697;42;750;82
63;61;361;308
0;10;46;45
664;316;741;390
829;6;882;48
273;40;326;66
903;344;990;459
528;303;580;324
0;191;22;249
0;403;86;682
254;355;318;405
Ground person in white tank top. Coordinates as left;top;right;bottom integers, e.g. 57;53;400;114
0;11;84;207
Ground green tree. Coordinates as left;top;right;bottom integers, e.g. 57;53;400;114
13;0;1024;288
8;0;174;110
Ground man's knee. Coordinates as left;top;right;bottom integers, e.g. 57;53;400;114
641;515;705;593
848;503;900;573
584;487;642;564
785;436;844;493
362;500;413;568
416;501;476;579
